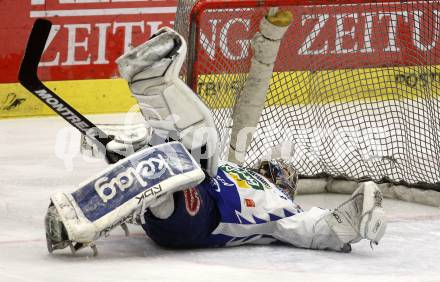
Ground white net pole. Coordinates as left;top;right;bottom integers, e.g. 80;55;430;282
228;9;293;165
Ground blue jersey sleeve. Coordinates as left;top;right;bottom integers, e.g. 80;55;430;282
141;182;220;248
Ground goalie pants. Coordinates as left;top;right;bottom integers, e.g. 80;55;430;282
142;164;345;251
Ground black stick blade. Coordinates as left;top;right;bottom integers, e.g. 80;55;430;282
16;19;116;153
18;19;52;84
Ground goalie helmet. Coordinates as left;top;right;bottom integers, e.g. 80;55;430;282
255;159;298;201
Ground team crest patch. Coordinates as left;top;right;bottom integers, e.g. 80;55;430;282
184;187;201;216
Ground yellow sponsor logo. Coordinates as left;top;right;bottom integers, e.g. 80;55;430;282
222;164;266;190
196;66;440;109
0;79;136;119
229;173;252;189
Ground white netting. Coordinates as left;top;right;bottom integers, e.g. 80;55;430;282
175;0;440;189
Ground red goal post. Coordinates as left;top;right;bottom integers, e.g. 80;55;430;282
174;0;440;204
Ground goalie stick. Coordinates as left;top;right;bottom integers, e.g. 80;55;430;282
18;19;123;163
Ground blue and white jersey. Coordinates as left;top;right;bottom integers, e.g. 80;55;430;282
142;162;303;248
201;162;303;247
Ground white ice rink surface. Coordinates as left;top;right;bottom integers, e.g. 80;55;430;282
1;114;440;282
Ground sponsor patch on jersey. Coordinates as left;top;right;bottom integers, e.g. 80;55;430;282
244;198;255;208
184;187;201;216
221;164;270;190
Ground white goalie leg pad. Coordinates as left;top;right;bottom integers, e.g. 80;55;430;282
273;207;350;252
268;182;385;252
359;182;387;242
50;142;205;244
116;27;219;176
324;181;386;244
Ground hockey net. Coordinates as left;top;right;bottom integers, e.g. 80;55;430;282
174;0;440;198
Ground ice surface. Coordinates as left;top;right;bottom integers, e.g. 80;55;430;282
1;114;440;282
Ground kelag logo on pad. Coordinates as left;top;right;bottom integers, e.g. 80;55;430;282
94;154;170;203
72;143;199;221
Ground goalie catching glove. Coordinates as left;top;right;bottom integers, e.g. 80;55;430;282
45;142;205;255
116;27;219;176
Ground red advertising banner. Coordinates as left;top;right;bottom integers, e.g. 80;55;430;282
3;1;440;116
4;1;440;82
194;2;440;73
0;0;177;83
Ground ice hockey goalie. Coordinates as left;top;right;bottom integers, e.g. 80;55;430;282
45;23;386;256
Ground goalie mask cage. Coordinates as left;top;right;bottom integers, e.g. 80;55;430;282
174;0;440;190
